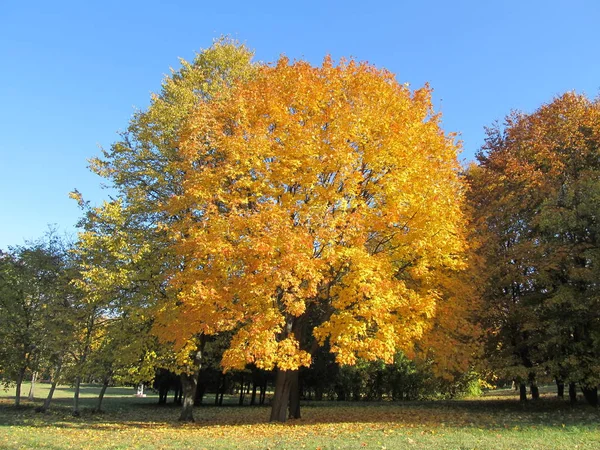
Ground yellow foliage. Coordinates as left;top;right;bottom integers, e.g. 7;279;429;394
158;56;470;372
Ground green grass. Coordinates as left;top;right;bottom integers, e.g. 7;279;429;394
1;383;599;449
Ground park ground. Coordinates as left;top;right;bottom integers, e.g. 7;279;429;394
1;383;599;449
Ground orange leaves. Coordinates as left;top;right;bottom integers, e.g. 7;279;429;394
470;92;600;383
164;55;469;372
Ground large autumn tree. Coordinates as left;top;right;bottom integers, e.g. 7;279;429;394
156;56;470;422
470;92;600;404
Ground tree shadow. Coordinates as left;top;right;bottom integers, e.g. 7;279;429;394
2;393;599;432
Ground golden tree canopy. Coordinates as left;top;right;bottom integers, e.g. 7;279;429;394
156;56;468;371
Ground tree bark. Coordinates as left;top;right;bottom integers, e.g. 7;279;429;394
178;338;205;422
556;380;565;399
28;371;37;401
269;369;300;422
260;381;267;405
173;385;182;404
528;373;539;400
569;382;577;404
582;386;598;407
73;376;82;416
519;383;527;402
15;367;26;407
214;372;221;405
73;306;97;416
178;372;197;422
250;383;257;405
289;370;301;419
95;378;110;412
270;369;293;422
38;360;62;413
238;374;245;405
530;383;540;400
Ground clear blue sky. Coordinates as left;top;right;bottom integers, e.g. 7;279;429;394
1;0;599;249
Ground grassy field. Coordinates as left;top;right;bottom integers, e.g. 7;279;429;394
1;383;599;449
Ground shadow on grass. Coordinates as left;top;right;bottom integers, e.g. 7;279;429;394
1;391;599;432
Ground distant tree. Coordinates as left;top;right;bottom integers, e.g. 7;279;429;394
470;92;600;404
0;231;76;407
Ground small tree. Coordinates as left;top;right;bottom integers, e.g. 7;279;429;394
0;232;76;407
78;37;256;422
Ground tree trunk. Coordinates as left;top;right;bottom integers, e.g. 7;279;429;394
269;369;299;422
530;382;540;400
194;371;205;406
528;373;539;400
15;367;26;407
214;372;221;405
173;385;182;405
519;383;527;402
289;370;300;419
557;380;565;399
178;338;205;422
95;378;110;412
28;371;38;401
569;383;577;404
73;306;97;416
194;384;205;406
260;382;267;405
582;386;598;407
178;372;198;422
158;386;167;404
250;383;257;405
38;360;62;413
315;386;323;401
238;374;245;405
73;376;82;416
40;380;58;412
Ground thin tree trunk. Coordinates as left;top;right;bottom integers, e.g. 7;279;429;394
519;383;527;402
28;371;38;401
529;374;540;400
214;372;221;406
582;386;598;407
569;382;577;404
250;383;257;405
73;376;82;416
557;380;565;399
15;367;26;407
238;374;245;405
173;386;182;404
194;381;205;406
38;360;62;413
73;306;97;416
530;383;540;400
260;382;267;405
529;381;540;400
94;378;110;412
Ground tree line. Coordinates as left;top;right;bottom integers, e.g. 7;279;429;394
1;38;599;422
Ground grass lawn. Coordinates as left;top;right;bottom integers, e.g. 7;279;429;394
1;383;599;449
